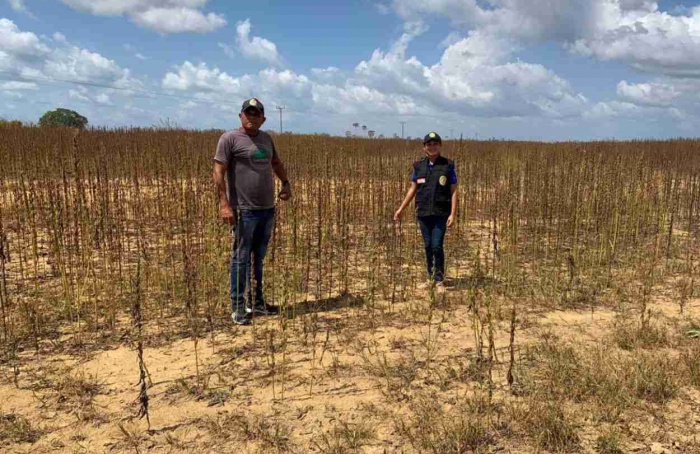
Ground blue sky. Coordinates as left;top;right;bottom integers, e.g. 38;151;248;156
2;0;700;140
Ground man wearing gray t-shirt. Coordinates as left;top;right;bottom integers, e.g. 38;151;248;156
213;98;292;325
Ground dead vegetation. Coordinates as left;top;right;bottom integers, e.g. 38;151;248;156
1;127;700;452
201;411;294;452
27;365;107;424
0;412;42;444
396;391;505;454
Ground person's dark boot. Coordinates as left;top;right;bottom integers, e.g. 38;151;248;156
231;311;252;325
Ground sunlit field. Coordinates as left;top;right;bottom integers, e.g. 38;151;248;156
1;125;699;453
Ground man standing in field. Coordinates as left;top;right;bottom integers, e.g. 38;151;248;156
394;132;457;293
213;98;292;325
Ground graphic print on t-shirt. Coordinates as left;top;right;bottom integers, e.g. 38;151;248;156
252;147;269;162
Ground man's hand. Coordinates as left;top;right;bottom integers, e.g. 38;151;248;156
393;209;403;222
220;205;236;225
278;181;292;201
447;215;455;228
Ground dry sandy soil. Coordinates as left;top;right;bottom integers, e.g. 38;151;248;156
1;225;700;453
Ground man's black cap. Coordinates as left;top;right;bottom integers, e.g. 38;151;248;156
423;131;442;144
241;98;265;115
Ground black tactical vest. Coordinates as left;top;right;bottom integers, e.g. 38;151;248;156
413;156;453;217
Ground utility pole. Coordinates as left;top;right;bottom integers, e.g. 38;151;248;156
450;128;454;139
399;121;406;139
275;105;286;134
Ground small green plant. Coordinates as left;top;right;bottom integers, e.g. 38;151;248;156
359;343;420;400
631;351;678;403
681;342;700;387
312;419;375;454
516;399;580;452
595;430;624;454
610;318;669;351
203;411;293;452
396;392;500;454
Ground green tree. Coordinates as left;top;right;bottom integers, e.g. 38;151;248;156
39;108;88;128
0;118;22;127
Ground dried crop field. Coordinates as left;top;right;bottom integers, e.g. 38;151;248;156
0;125;699;453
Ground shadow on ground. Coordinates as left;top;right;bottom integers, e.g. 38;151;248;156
283;293;366;319
446;275;498;290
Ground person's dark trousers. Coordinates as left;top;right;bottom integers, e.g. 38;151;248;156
417;215;448;283
230;208;275;315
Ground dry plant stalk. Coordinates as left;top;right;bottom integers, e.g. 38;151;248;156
131;258;151;428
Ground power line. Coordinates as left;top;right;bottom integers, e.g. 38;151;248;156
275;105;286;134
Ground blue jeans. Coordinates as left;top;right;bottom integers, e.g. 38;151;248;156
417;215;448;282
230;208;275;314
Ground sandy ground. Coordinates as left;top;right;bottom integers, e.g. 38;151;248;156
1;285;699;453
1;222;700;453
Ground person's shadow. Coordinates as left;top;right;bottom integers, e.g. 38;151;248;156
444;275;498;290
281;292;365;319
276;275;496;318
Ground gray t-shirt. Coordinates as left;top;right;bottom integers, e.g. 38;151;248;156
214;128;279;210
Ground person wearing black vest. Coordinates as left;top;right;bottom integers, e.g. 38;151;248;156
394;132;458;292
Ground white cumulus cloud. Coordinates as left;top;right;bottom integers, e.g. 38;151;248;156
132;7;225;33
567;3;700;76
60;0;225;34
235;19;282;66
616;80;682;107
0;19;140;91
390;0;700;77
0;18;49;57
163;28;590;122
5;2;699;138
69;86;113;105
7;0;28;12
163;61;245;93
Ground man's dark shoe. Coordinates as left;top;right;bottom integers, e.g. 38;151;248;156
246;302;280;316
231;311;252;325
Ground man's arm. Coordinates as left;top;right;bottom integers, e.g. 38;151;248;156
394;182;418;222
213;161;235;224
271;154;292;201
271;155;289;183
446;162;458;228
448;185;458;228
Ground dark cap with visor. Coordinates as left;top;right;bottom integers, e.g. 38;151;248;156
423;131;442;144
241;98;265;115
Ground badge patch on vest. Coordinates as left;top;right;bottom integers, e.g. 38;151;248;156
439;175;447;186
417;178;426;184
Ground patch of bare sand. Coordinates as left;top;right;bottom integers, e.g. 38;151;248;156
2;274;700;452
